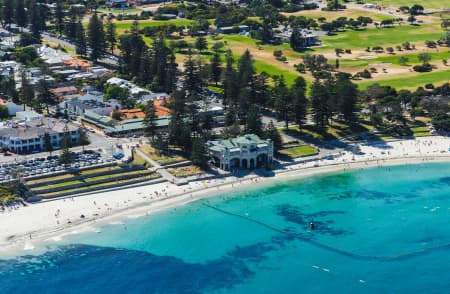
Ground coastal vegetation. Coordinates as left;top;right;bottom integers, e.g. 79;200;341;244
0;185;26;210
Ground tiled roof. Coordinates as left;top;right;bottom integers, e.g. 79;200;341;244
207;134;267;152
117;109;145;120
0;119;79;140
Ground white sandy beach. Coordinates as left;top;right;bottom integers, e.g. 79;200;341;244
1;136;450;255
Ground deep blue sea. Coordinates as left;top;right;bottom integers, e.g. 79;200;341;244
1;162;450;293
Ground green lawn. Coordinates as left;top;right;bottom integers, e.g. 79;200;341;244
375;0;450;9
358;69;450;89
411;126;431;137
321;24;443;50
32;170;155;191
253;60;301;85
79;166;120;175
38;174;160;198
279;145;318;157
339;51;450;68
114;19;194;31
375;51;450;65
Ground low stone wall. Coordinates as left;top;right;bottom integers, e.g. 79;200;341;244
26;165;144;188
34;177;165;199
33;172;159;194
24;162;117;182
38;177;166;200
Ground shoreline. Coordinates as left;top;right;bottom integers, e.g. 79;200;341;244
1;137;450;257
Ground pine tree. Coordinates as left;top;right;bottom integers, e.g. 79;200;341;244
55;0;64;36
310;79;329;128
190;137;209;169
238;50;255;87
183;50;205;100
29;0;41;42
210;45;222;85
43;132;53;155
151;36;170;91
118;24;146;77
264;120;282;152
290;26;304;51
237;50;255;122
143;101;157;141
245;105;263;136
59;126;73;165
36;79;55;114
290;77;308;129
105;18;117;54
165;52;177;93
20;71;34;111
3;0;13;27
15;0;27;29
87;13;105;62
335;72;358;121
66;7;78;39
222;50;238;107
260;18;273;44
274;76;291;130
195;37;208;53
75;21;87;56
153;132;168;155
78;126;90;152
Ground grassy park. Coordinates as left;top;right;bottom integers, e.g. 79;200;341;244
106;0;450;91
375;0;450;9
279;145;318;158
358;69;450;89
321;25;444;50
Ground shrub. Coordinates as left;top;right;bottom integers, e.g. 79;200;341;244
413;63;433;72
360;69;372;78
372;46;384;53
425;40;437;48
273;50;283;57
295;63;306;73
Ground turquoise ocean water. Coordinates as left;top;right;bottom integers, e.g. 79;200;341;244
1;162;450;293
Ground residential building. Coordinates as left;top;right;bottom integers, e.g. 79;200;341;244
63;59;92;71
60;99;116;117
81;110;169;137
106;77;149;95
50;86;79;101
38;46;72;66
207;134;273;171
274;29;320;46
107;0;128;8
0;118;80;153
115;109;145;120
153;98;172;117
217;25;250;34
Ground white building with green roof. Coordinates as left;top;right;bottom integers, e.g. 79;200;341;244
207;134;273;171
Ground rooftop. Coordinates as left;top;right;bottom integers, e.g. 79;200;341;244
0;118;79;140
50;86;78;94
116;109;145;120
207;134;269;152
